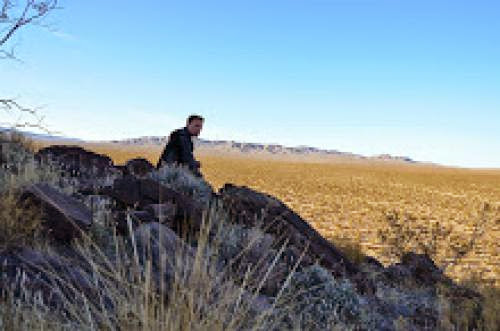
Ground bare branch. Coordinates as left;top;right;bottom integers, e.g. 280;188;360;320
0;0;59;47
0;43;23;62
0;0;12;21
0;98;57;134
1;1;60;134
1;98;39;115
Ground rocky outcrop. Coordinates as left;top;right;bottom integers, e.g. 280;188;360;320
0;247;109;312
21;183;92;242
1;144;484;330
124;158;154;177
218;184;358;276
100;176;205;235
384;252;450;286
133;222;272;317
215;184;385;298
35;145;114;178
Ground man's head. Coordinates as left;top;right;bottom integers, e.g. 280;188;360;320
186;115;204;136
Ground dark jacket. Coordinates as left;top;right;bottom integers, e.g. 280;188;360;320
157;127;201;176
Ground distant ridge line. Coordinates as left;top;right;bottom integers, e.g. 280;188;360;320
0;128;416;164
110;136;416;163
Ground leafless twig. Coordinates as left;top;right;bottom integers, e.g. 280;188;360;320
0;1;59;48
1;1;60;133
0;98;58;134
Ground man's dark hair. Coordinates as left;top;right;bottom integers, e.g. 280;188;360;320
187;115;204;123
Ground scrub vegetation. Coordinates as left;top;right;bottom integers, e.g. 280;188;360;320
7;139;497;330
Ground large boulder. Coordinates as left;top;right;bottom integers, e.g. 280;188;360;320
21;183;92;242
0;247;108;312
133;222;194;279
124;158;154;177
132;223;272;318
144;202;176;223
218;184;358;278
113;210;157;235
101;176;204;235
35;145;114;178
384;252;449;287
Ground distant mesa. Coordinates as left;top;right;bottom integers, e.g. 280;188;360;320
372;154;415;163
112;136;418;163
1;128;417;164
114;136;365;158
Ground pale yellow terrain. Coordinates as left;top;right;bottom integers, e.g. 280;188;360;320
197;153;499;286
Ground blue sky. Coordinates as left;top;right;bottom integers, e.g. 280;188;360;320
1;0;499;168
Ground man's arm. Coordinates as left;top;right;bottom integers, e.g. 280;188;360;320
178;131;201;172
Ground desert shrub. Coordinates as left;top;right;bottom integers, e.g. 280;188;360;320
81;194;116;258
0;191;44;249
213;223;274;265
0;131;61;249
378;210;442;261
0;131;60;193
376;282;437;326
149;164;213;205
328;235;368;265
277;264;363;330
438;275;500;331
476;285;500;331
378;207;489;270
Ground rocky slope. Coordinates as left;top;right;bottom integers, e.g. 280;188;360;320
0;143;481;330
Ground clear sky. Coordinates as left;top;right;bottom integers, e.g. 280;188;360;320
1;0;499;168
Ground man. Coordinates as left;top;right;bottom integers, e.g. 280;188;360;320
156;115;204;177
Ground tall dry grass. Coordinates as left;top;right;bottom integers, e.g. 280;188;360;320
0;200;309;330
0;132;61;250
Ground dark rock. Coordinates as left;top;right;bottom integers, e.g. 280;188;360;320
363;255;385;269
113;210;157;235
113;165;127;173
385;253;448;287
375;253;484;330
218;184;358;278
35;145;114;178
0;247;110;313
124;158;154;177
132;223;197;296
21;183;92;242
101;176;204;235
133;223;272;318
144;203;176;224
134;222;194;268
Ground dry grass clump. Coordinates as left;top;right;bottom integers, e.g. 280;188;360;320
446;276;500;331
0;132;59;249
0;192;43;250
150;164;214;206
1;131;60;191
476;286;500;331
0;204;304;330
